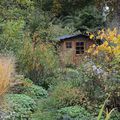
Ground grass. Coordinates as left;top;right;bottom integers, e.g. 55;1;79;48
97;96;115;120
0;56;15;96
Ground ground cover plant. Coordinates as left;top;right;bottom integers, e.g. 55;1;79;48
6;94;37;120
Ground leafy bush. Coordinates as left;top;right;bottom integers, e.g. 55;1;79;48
57;106;93;120
31;98;57;120
63;68;79;80
47;82;86;109
97;105;120;120
32;111;57;120
49;68;82;88
23;84;48;99
23;77;33;84
58;106;86;118
9;77;33;94
10;77;48;99
110;110;120;120
0;20;25;53
6;94;37;120
87;29;120;110
63;64;106;110
17;39;59;86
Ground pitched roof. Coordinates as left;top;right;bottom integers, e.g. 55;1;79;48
58;34;89;41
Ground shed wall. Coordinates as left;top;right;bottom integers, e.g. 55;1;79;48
59;37;94;66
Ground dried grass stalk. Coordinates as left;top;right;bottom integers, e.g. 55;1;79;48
0;56;15;96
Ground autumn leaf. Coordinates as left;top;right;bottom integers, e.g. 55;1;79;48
90;34;94;39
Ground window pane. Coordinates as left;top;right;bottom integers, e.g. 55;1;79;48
76;42;84;46
80;42;84;45
76;42;84;54
81;50;84;53
80;47;84;50
76;51;80;54
76;42;80;46
66;42;72;48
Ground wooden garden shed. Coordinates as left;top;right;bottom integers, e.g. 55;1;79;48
58;34;94;66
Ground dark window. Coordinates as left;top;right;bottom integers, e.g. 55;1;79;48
76;42;85;54
66;42;72;48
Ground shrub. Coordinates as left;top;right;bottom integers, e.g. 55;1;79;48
88;30;120;92
5;94;37;120
97;105;120;120
73;64;106;108
47;82;86;109
49;68;82;89
23;77;33;84
10;77;48;99
32;111;57;120
58;106;86;118
9;77;33;94
86;29;120;110
57;106;93;120
31;98;57;120
110;110;120;120
23;84;48;99
63;68;79;80
18;40;59;85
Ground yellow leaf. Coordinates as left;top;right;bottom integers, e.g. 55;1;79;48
90;34;94;39
103;41;108;47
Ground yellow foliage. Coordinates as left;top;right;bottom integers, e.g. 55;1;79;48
93;50;98;56
88;29;120;61
87;48;93;53
103;41;108;47
90;34;94;39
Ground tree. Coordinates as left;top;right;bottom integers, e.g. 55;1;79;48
61;6;103;33
95;0;120;30
88;28;120;92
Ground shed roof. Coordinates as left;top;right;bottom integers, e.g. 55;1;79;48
58;34;89;41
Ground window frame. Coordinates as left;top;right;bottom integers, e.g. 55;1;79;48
76;41;85;54
66;41;72;48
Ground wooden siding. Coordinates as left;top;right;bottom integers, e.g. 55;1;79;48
59;37;94;66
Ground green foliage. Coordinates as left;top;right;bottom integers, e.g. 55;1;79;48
17;39;59;85
28;10;74;41
58;106;86;118
57;106;93;120
36;0;95;16
110;110;120;120
24;77;34;84
77;64;106;103
0;0;34;22
97;104;120;120
46;82;86;109
49;68;81;87
32;111;57;120
6;94;37;120
23;84;48;99
0;19;25;52
31;98;57;120
62;68;79;80
62;6;103;32
10;77;48;99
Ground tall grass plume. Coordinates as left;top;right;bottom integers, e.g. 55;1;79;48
0;55;15;96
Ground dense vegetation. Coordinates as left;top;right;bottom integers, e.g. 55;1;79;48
0;0;120;120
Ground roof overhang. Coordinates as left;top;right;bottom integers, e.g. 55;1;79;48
58;34;90;41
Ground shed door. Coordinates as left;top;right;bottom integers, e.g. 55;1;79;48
74;41;85;65
64;41;74;65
